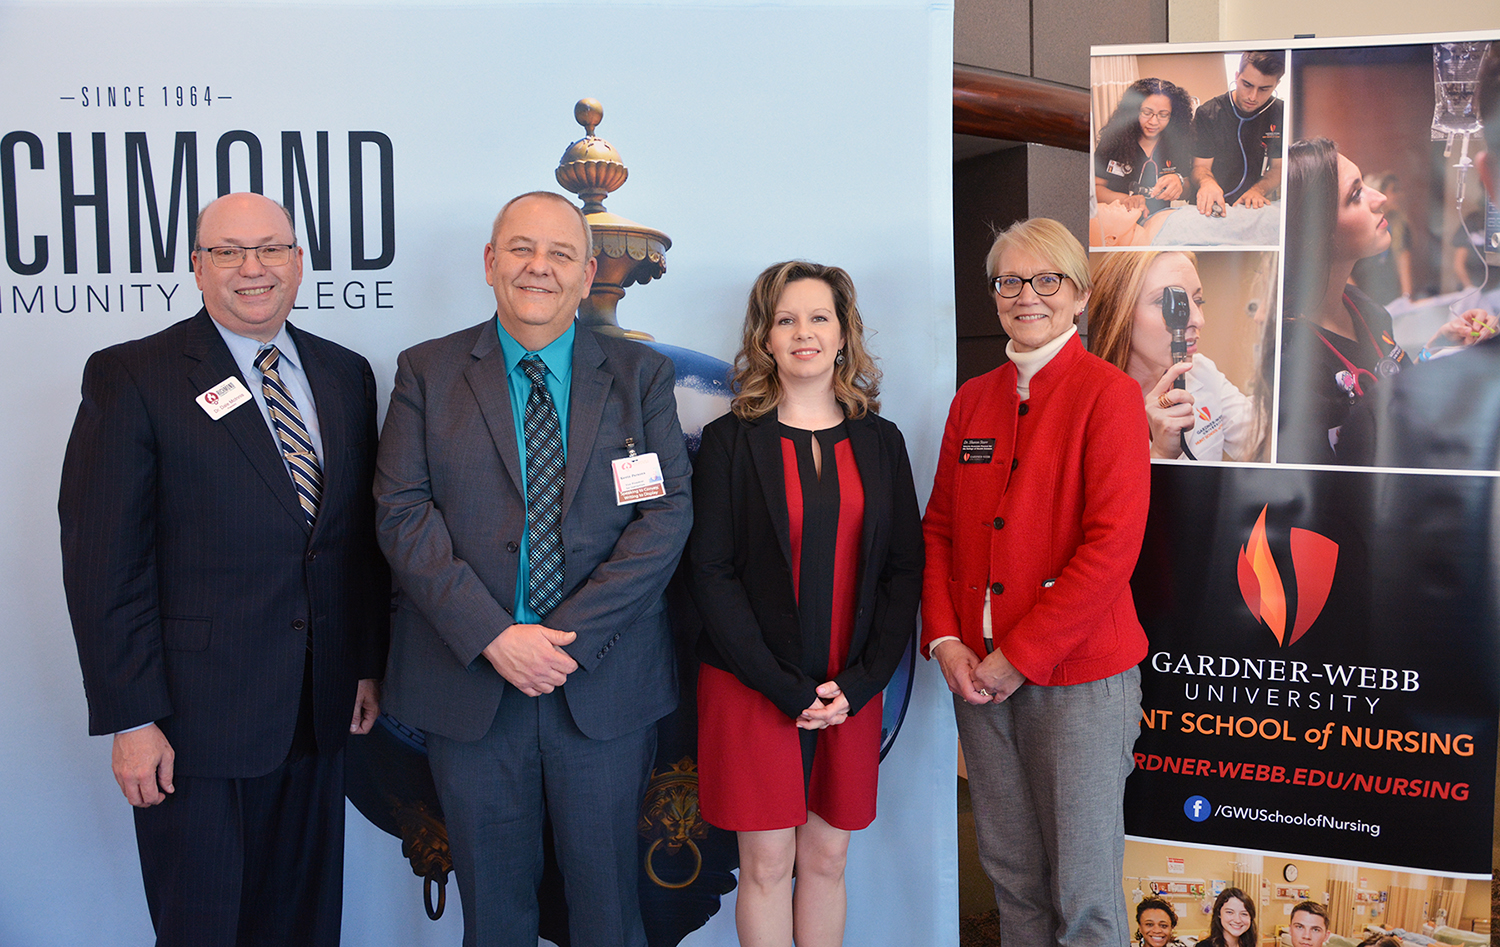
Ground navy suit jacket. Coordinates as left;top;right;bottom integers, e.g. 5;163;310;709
375;319;692;742
59;309;389;778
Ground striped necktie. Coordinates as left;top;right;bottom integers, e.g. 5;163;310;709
254;345;323;527
521;355;565;615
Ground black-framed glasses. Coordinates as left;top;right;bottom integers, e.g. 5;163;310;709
992;273;1067;298
195;244;298;267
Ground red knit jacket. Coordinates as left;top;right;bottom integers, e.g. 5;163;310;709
921;334;1151;686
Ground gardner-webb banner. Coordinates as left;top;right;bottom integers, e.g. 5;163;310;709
1126;464;1498;876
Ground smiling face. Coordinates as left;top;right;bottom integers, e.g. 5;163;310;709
1139;908;1175;947
993;248;1086;352
1138;93;1173;142
1125;252;1205;384
192;193;303;342
1219;896;1253;942
484;194;597;349
1332;153;1391;263
766;278;843;386
1232;63;1279;113
1289;909;1329;947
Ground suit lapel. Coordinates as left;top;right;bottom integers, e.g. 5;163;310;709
183;310;308;531
747;413;795;572
846;414;884;586
562;326;610;521
463;320;524;495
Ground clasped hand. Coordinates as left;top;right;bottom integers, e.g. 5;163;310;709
797;682;850;730
933;639;1026;705
483;623;579;696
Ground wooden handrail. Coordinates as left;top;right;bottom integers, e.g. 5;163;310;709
953;65;1090;152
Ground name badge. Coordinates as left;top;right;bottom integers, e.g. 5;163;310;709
960;438;995;464
611;452;666;505
1106;160;1131;177
196;377;252;420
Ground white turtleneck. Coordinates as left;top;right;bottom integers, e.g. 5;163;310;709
1006;325;1077;399
925;324;1082;662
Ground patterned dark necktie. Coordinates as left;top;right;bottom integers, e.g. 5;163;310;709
254;345;322;527
521;355;565;615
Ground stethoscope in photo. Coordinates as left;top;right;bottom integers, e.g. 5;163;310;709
1226;97;1273;204
1162;286;1197;460
1134;155;1161;198
1313;291;1403;400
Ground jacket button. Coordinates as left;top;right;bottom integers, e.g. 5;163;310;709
305;551;317;561
990;582;1004;595
292;618;306;630
506;541;519;553
1018;403;1029;416
993;517;1005;529
1011;458;1019;471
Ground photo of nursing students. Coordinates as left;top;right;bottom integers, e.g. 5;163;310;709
1121;842;1490;944
1087;249;1279;463
1089;51;1288;250
1276;42;1499;467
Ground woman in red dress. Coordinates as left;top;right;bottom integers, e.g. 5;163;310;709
688;260;923;946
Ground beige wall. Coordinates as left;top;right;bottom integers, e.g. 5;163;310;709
1172;0;1498;43
1135;52;1236;110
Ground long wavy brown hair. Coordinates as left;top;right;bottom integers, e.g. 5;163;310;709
730;261;880;420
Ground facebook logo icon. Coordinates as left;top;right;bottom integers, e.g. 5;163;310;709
1183;796;1211;822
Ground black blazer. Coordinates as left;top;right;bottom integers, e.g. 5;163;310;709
59;310;389;778
687;409;923;720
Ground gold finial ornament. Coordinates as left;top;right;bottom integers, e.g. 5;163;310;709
555;98;670;339
556;99;627;213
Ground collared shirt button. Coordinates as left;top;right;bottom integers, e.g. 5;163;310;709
990;582;1004;595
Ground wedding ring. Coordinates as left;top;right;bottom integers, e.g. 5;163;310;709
977;688;990;697
1156;393;1174;409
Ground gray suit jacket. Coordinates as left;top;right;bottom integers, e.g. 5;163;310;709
374;318;691;741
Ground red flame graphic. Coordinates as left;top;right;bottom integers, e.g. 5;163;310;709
1237;505;1338;646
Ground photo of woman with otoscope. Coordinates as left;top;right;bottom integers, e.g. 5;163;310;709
1089;249;1273;462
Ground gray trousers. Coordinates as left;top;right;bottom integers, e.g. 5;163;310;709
954;666;1142;947
427;685;656;947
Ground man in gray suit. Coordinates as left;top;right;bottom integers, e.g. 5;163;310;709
374;191;692;947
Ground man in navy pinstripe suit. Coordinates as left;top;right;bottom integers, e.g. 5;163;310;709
59;192;389;947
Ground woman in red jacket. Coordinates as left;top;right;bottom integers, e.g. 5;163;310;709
922;217;1150;944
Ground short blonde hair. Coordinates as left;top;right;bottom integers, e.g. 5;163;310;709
985;218;1091;296
731;261;880;420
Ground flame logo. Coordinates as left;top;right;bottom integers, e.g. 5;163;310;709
1236;505;1338;646
1197;406;1211;421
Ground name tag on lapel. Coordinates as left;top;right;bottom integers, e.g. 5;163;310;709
196;377;253;420
960;438;996;464
612;452;666;505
